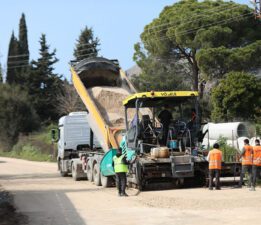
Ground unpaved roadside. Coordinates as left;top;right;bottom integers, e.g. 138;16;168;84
0;157;260;225
0;187;28;225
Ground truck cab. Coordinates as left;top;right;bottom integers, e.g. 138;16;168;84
56;112;100;177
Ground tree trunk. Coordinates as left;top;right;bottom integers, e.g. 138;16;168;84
191;54;199;91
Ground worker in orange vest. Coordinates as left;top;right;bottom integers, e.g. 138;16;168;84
238;139;253;189
251;139;261;191
207;143;222;190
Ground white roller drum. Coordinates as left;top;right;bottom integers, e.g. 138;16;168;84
202;139;238;148
202;138;217;148
237;137;250;152
203;122;248;140
250;137;260;146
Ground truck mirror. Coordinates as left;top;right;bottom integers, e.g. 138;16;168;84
51;129;58;142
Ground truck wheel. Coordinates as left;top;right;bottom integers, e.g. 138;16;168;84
93;163;101;186
101;174;113;188
59;160;68;177
87;160;93;182
175;178;184;188
72;162;80;181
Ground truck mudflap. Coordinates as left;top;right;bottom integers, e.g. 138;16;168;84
171;155;194;178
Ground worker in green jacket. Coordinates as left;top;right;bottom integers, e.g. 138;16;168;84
113;148;129;197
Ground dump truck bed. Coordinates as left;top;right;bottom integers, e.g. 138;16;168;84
71;57;136;152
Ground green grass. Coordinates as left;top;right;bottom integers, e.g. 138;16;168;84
0;124;57;162
0;144;55;162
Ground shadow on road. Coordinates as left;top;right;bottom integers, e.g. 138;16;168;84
0;173;60;180
0;188;28;225
12;188;88;225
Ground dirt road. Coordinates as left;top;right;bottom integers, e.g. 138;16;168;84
0;157;260;225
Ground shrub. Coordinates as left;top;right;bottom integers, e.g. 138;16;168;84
217;136;238;162
0;84;40;150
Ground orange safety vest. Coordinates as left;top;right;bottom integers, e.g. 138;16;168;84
242;145;253;166
209;149;222;170
253;145;261;167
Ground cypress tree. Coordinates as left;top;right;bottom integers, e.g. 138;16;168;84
0;63;3;83
28;34;62;122
18;13;29;63
74;26;100;61
6;32;20;84
18;13;30;84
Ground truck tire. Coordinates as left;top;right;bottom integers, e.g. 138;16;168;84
175;178;184;188
87;160;93;182
93;163;101;186
59;160;68;177
101;174;113;188
72;162;80;181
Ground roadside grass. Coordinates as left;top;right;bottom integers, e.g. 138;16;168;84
0;145;54;162
0;124;57;162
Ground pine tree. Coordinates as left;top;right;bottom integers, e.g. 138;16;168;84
74;26;100;61
136;0;261;91
28;34;62;122
6;32;20;84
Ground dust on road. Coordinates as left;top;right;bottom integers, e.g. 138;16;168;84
0;157;260;225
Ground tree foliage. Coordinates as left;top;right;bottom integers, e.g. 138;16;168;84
197;40;261;78
27;34;62;122
19;13;29;62
135;0;261;91
55;81;85;116
211;72;261;122
0;63;3;83
74;26;100;61
0;84;39;150
17;13;30;83
6;13;30;85
132;47;190;91
6;32;20;84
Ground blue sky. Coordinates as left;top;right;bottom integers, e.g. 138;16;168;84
0;0;251;80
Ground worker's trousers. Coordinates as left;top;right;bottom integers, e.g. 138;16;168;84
252;165;261;187
115;172;127;194
162;124;169;146
209;169;221;189
239;165;252;187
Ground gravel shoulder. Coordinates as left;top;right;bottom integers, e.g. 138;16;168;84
0;157;261;225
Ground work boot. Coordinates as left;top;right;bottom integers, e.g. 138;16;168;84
122;192;128;197
209;187;213;190
249;186;256;191
215;187;221;190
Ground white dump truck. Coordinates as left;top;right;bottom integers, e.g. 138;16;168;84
55;112;101;181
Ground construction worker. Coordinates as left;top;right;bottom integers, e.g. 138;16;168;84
158;105;173;145
113;148;129;197
187;108;197;130
251;139;261;191
239;139;253;189
207;143;222;190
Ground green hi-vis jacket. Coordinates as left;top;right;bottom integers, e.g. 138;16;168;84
113;155;128;173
